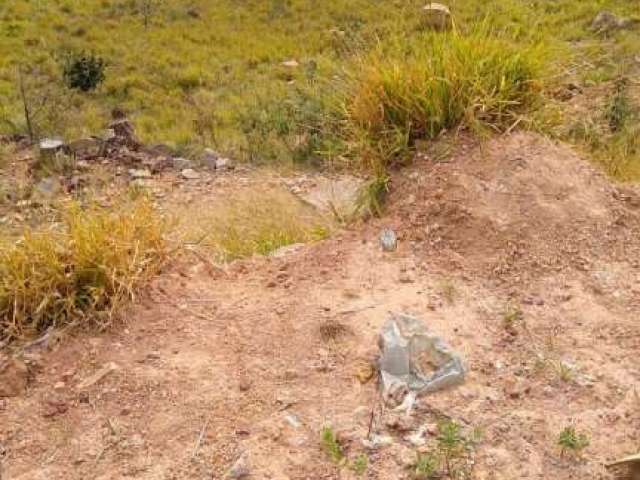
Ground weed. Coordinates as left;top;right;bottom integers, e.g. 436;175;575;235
321;426;344;464
0;198;167;342
437;420;471;478
415;452;438;479
350;453;368;476
607;79;633;133
503;303;523;332
354;173;390;218
558;425;590;457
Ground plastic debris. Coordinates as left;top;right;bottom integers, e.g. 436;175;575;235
378;313;466;412
380;229;398;252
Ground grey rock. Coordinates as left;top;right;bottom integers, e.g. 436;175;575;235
200;148;219;170
294;175;366;218
128;169;152;179
33;177;61;198
362;434;393;450
39;138;65;151
378;313;466;411
227;452;250;479
591;11;636;33
172;157;193;170
181;168;200;180
380;229;398;252
215;157;235;171
422;3;453;31
283;412;302;429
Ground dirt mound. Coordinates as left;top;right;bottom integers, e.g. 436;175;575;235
385;132;640;284
1;133;639;480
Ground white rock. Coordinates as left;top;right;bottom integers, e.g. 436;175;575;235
181;168;200;180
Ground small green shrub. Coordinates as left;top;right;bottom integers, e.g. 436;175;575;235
62;52;106;92
321;426;344;464
415;453;438;479
558;425;590;457
350;453;368;476
0;199;167;342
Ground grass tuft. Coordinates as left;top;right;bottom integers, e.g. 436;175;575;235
338;30;544;171
0;199;167;342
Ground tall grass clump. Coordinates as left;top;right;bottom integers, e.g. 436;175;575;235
0;199;167;342
339;31;544;170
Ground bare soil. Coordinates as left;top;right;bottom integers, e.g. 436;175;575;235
1;133;639;479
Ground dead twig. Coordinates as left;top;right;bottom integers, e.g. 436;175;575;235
191;417;209;460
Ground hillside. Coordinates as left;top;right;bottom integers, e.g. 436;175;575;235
1;2;640;480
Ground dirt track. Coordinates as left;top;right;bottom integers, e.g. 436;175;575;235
1;133;639;479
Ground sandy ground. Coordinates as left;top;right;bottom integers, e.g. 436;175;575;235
1;133;639;479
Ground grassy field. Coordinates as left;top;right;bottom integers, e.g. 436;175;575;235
1;0;638;175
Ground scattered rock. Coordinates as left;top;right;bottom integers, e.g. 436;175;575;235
421;3;453;31
33;177;61;201
227;451;250;479
128;168;152;179
405;425;428;447
76;362;119;390
42;398;68;418
362;434;394;450
270;243;306;258
380;229;398;252
181;168;200;180
215;157;235;171
200;148;220;170
0;358;29;397
108;118;139;148
591;11;636;33
283;412;302;429
293;175;365;218
172;157;193;170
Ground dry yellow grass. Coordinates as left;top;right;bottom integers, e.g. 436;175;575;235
0;198;168;341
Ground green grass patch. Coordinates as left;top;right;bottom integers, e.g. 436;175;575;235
337;30;544;171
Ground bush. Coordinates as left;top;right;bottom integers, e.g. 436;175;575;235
338;31;544;170
62;52;106;92
0;199;167;342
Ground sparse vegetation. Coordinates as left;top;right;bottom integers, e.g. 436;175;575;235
0;199;167;342
178;187;330;261
1;0;637;178
503;303;523;333
350;453;368;476
321;426;344;464
558;425;590;457
412;420;477;479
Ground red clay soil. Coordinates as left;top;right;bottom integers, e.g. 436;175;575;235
1;133;639;480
